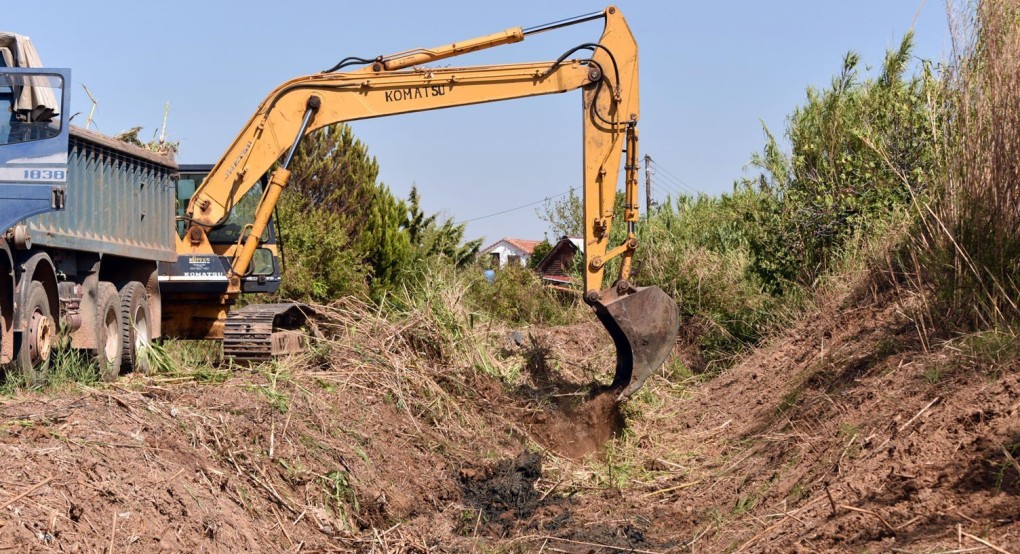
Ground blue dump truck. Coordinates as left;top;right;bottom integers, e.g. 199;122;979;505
0;34;285;382
0;59;180;380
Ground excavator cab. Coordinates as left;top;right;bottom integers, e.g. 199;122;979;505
160;165;282;296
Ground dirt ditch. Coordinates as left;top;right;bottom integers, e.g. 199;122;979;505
0;290;1018;551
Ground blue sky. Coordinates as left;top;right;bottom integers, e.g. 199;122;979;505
9;1;950;244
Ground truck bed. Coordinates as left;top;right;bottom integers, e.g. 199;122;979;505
26;126;177;262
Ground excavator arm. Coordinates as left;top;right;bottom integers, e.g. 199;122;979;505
184;6;678;399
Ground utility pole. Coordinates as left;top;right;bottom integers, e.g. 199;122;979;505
644;154;653;216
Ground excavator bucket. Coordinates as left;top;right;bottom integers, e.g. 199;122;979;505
593;284;679;401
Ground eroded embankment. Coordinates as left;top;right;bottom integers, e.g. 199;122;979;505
1;287;1018;552
610;281;1020;552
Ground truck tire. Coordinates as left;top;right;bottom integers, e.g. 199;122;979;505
0;249;12;366
15;281;54;385
119;281;151;373
0;313;6;366
93;282;124;381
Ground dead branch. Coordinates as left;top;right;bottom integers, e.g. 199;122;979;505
1000;444;1020;477
898;396;941;433
0;476;53;511
961;530;1014;554
838;504;895;532
108;510;117;554
824;483;837;516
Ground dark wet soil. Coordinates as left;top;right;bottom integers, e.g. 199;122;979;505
458;452;543;534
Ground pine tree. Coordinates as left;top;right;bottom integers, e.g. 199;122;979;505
286;123;377;238
357;184;412;295
283;122;482;300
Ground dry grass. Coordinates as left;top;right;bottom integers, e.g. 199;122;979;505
913;0;1020;332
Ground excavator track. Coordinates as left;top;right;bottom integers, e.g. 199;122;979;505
223;303;308;363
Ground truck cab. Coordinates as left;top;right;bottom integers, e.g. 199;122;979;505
0;34;70;367
0;62;70;232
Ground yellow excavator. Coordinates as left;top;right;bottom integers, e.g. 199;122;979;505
172;6;678;400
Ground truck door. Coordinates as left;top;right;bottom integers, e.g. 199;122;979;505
0;67;69;232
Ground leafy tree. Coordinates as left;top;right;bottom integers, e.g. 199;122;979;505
527;238;553;269
743;33;939;294
538;189;631;245
538;188;583;237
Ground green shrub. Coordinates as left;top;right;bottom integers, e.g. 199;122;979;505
745;33;940;295
276;190;369;302
467;264;577;326
638;192;784;367
626;33;941;366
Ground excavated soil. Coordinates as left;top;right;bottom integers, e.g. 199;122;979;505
0;282;1019;552
458;452;542;535
526;391;624;460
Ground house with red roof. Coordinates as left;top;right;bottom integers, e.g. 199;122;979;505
479;237;542;268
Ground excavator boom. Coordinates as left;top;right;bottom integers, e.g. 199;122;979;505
184;6;678;400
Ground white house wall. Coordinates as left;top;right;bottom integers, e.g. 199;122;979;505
483;243;530;268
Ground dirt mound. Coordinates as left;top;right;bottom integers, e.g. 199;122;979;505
528;391;625;459
0;376;466;551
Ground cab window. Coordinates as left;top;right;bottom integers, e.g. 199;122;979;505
176;171;271;244
0;71;63;146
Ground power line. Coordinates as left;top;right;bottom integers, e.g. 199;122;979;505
652;168;698;196
649;175;685;198
648;185;681;207
456;158;693;223
648;158;700;195
648;184;672;207
650;175;681;195
456;188;574;224
649;158;692;188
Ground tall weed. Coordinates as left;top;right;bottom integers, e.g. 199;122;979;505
638;193;782;368
466;264;580;327
914;0;1020;331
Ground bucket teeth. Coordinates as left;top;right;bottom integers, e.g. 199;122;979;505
594;284;679;401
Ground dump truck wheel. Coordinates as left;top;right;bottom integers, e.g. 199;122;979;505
15;281;54;385
119;281;151;373
93;282;124;381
